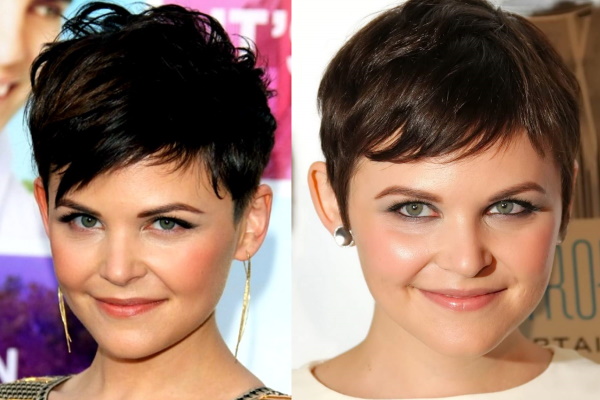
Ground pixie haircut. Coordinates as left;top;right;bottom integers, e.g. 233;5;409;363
28;2;275;221
319;0;579;237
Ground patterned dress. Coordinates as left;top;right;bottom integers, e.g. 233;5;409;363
0;377;290;400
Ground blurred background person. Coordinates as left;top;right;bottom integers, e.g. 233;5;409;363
0;0;71;256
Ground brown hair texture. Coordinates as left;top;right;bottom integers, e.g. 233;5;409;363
318;0;580;237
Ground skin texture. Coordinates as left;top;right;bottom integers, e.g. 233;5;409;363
0;0;70;130
34;160;273;400
309;134;567;398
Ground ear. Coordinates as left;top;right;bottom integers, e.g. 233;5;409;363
308;161;343;234
234;184;273;260
33;177;50;236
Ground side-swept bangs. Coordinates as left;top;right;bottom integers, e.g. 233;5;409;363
319;0;579;236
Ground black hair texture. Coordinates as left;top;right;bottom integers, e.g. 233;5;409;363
28;2;276;220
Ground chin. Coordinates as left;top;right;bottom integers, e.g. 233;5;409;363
415;323;517;359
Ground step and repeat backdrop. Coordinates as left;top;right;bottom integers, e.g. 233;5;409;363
0;0;290;392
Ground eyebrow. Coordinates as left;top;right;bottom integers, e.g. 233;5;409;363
374;182;547;203
55;199;100;216
137;204;204;218
55;199;203;218
488;182;547;203
374;186;441;203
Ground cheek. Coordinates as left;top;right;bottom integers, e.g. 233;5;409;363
145;234;236;299
354;216;431;294
498;219;558;286
27;20;62;63
50;231;94;289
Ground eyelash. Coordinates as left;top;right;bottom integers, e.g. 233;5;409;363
488;198;540;216
58;213;196;231
59;212;98;225
387;201;438;219
387;198;540;219
150;216;195;231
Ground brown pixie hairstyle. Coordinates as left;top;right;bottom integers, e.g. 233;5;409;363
318;0;580;237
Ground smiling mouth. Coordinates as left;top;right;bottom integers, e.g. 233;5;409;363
95;298;166;318
418;288;506;311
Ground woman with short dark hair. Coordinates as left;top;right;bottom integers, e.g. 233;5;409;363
294;0;600;398
0;3;287;399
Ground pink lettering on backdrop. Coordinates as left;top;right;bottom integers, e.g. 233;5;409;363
173;0;291;179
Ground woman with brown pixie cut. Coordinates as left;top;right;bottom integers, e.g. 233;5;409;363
294;0;600;398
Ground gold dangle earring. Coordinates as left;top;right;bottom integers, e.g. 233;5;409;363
58;287;73;353
234;252;252;359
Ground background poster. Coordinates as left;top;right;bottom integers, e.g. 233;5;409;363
0;0;290;392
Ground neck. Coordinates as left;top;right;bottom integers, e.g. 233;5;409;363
61;314;261;400
316;306;551;399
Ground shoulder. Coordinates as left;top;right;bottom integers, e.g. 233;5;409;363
0;377;68;400
235;387;290;400
545;346;600;382
293;361;337;399
508;346;600;399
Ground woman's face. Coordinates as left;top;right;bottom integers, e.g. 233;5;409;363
35;161;251;360
0;0;70;130
347;134;563;357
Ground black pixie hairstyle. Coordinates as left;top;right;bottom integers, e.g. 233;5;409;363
28;2;275;220
319;0;579;237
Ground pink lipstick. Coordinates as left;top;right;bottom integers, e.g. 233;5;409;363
419;288;505;311
96;298;165;318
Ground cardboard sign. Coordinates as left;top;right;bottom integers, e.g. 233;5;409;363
523;218;600;362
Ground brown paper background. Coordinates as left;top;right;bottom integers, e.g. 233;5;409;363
522;218;600;362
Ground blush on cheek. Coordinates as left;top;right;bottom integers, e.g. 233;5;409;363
147;239;235;296
357;228;430;286
507;223;558;277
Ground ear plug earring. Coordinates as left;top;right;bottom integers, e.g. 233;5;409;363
333;225;354;247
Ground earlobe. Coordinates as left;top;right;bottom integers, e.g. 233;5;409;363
234;184;273;260
33;178;50;236
307;161;343;234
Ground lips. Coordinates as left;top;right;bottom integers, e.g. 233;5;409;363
95;297;166;318
418;288;506;311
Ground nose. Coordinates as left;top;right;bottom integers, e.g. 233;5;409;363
435;218;493;277
0;5;27;66
99;233;147;286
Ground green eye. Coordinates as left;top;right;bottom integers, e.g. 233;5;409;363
495;201;514;214
406;203;424;216
158;219;176;230
80;216;98;228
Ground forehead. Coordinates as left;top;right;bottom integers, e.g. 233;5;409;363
350;134;561;200
48;160;231;211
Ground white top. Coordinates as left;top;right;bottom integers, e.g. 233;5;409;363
293;347;600;400
0;132;50;256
